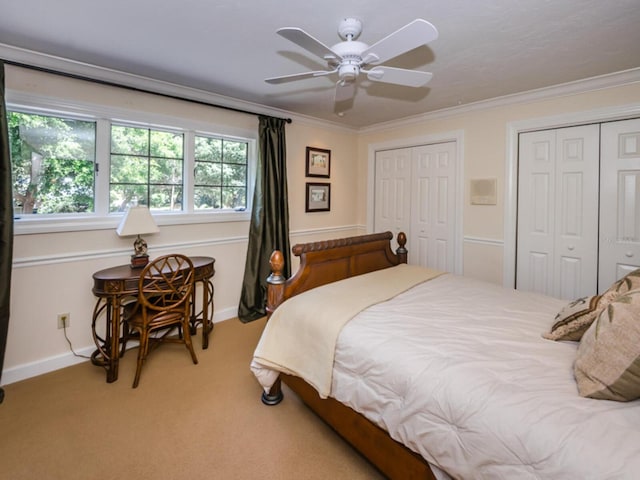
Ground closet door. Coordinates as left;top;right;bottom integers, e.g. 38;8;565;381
375;143;457;271
517;125;599;299
517;130;556;295
374;148;412;239
411;142;456;271
599;118;640;290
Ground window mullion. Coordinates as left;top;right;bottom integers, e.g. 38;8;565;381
183;131;195;213
94;119;111;216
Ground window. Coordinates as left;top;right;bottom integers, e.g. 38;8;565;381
7;95;256;233
110;125;184;212
8;110;96;215
194;135;248;211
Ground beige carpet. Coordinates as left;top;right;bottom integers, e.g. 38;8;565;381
0;317;384;480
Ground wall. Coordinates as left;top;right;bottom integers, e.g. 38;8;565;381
356;79;640;285
3;66;360;384
5;64;640;385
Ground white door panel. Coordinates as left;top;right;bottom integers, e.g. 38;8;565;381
517;131;556;296
599;118;640;290
374;142;456;272
517;125;599;299
415;236;429;267
435;238;449;271
553;126;599;298
529;252;551;294
374;148;412;237
411;143;456;271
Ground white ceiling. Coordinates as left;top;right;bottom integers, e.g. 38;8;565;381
1;0;639;128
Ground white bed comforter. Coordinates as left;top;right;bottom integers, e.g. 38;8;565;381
252;264;442;398
331;273;640;479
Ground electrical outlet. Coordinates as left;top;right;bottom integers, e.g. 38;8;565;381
57;313;70;329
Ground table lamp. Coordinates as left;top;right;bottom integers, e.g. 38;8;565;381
116;206;160;268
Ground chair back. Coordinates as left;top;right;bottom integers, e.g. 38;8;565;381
137;254;195;327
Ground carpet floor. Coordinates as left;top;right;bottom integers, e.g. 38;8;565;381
0;317;384;480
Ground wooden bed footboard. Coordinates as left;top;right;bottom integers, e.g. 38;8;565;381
261;231;436;480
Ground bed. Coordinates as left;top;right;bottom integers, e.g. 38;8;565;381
250;231;640;480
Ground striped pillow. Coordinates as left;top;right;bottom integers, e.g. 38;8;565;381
574;289;640;402
544;268;640;342
543;295;607;341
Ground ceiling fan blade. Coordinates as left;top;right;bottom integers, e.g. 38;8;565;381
366;66;433;87
334;81;356;103
277;27;341;62
362;19;438;65
265;70;335;84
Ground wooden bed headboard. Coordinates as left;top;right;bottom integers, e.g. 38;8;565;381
266;231;407;317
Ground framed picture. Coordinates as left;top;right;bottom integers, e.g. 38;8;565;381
306;147;331;178
305;182;331;212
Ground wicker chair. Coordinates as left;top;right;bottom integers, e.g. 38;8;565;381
124;254;198;388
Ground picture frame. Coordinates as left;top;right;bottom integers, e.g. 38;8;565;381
305;182;331;212
306;146;331;178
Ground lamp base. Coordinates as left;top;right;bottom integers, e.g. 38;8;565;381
130;254;149;269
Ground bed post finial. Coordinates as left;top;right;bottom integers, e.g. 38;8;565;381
396;232;408;264
267;250;286;318
268;250;285;284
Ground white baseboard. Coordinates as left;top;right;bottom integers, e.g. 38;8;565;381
1;306;238;386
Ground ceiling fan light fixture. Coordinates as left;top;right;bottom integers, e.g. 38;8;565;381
338;64;359;83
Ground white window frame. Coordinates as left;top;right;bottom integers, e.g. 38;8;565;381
7;90;257;235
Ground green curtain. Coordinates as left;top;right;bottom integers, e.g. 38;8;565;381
238;116;291;322
0;62;14;403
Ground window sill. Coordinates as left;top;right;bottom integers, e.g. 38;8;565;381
13;210;251;235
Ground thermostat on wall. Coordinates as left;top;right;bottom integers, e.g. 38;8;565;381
470;178;497;205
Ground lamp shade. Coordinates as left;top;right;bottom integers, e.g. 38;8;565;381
116;206;160;237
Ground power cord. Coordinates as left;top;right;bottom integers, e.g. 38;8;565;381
62;322;92;359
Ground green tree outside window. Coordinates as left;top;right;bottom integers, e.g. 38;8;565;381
110;125;184;212
8;111;95;215
194;136;248;210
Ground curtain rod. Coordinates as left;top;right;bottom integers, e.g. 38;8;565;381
3;59;292;124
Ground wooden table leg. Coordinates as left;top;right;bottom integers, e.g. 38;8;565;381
90;296;121;383
107;296;120;382
201;278;214;349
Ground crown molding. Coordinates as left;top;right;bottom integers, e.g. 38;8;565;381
0;43;355;133
3;43;637;136
360;67;640;134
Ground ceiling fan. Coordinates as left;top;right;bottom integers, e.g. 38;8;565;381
265;17;438;105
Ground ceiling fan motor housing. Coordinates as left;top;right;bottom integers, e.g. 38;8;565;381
338;17;363;40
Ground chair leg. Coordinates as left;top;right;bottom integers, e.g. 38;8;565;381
182;320;198;365
132;329;148;388
120;322;130;358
